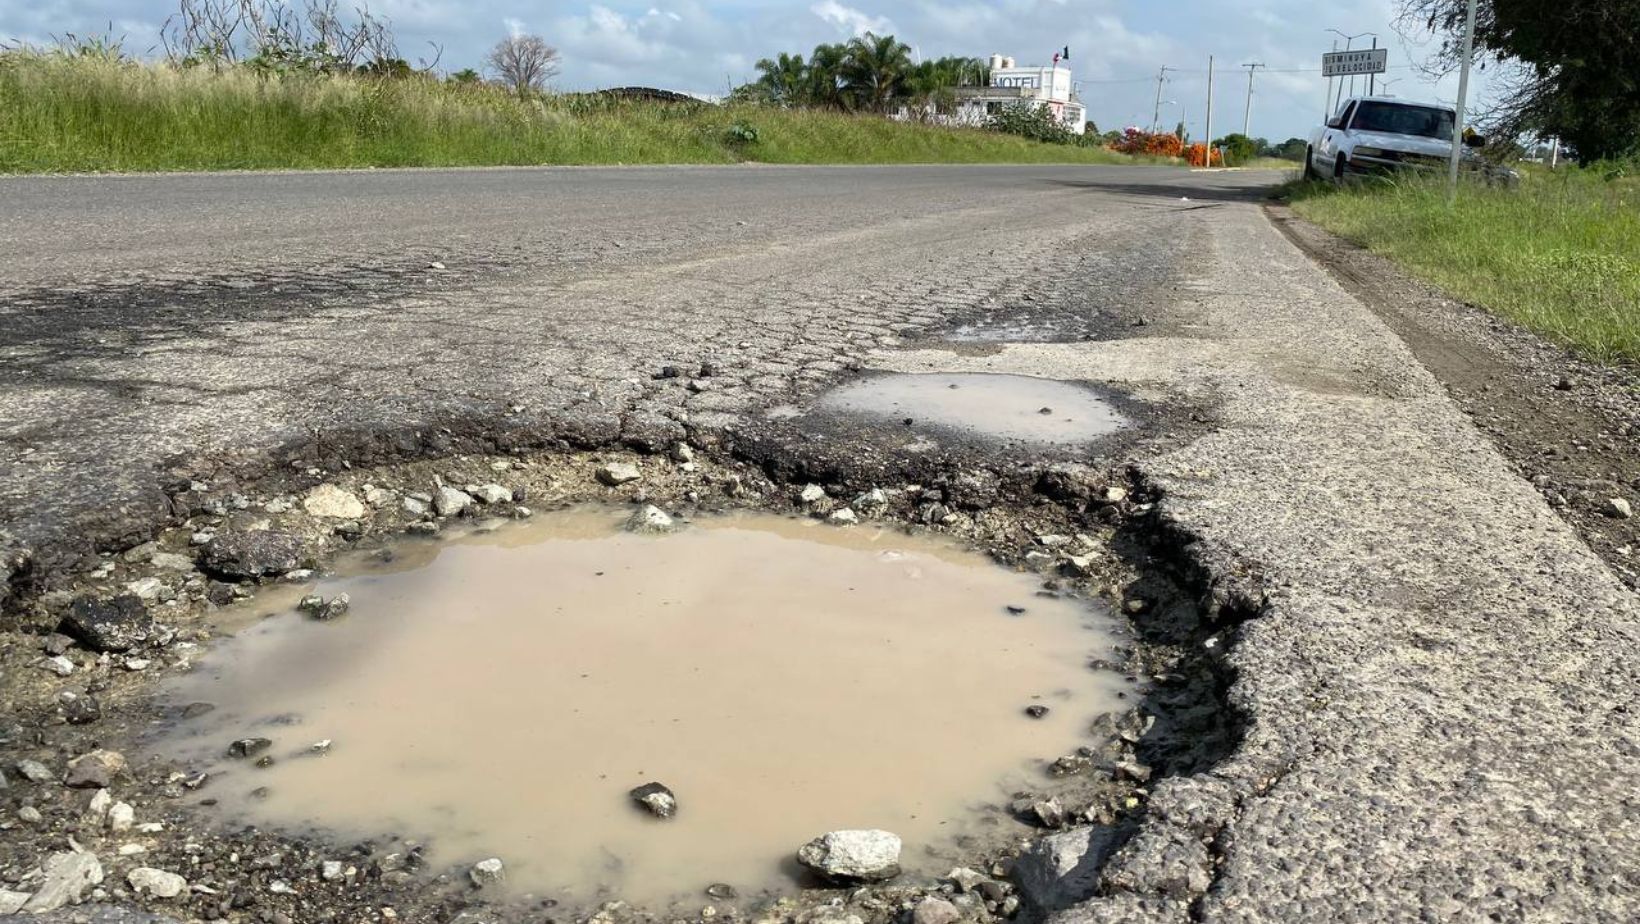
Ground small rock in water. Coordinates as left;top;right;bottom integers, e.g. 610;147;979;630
1038;407;1054;415
303;484;366;520
1024;704;1050;719
828;508;859;525
630;782;678;819
1005;605;1027;616
61;692;101;725
229;738;274;759
469;857;505;887
705;883;737;900
795;829;902;883
596;462;642;486
624;504;679;534
127;867;188;899
298;594;351;620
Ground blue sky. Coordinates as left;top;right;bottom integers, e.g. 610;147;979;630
4;0;1495;141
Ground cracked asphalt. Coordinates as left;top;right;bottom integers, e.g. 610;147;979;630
3;164;1637;922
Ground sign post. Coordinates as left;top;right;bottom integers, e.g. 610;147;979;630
1447;0;1479;204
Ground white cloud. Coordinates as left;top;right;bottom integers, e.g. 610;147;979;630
809;1;891;37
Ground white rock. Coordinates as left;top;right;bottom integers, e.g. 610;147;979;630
16;759;53;782
125;577;164;601
21;851;103;913
433;486;474;517
672;443;695;463
1605;497;1633;519
798;484;827;505
828;508;859;525
109;802;135;831
264;497;293;513
135;822;165;833
118;844;148;857
469;484;513;504
596;462;642;486
18;805;43;824
150;552;195;572
364;487;395;507
853;488;888;509
127;867;187;899
469;857;505;886
0;890;31;914
624;504;678;534
321;860;345;881
123;657;151;671
303;484;366;519
402;496;428;517
88;788;113;816
795;829;902;882
41;655;75;677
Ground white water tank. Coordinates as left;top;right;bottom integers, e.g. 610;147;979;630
989;54;1004;71
1002;56;1016;69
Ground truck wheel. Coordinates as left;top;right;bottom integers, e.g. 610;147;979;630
1333;154;1349;183
1303;148;1318;180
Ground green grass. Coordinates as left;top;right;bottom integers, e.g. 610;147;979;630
0;52;1136;172
1286;167;1640;365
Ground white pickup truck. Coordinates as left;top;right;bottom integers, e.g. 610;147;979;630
1305;96;1486;180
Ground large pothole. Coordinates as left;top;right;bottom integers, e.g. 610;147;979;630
144;506;1125;907
812;373;1127;447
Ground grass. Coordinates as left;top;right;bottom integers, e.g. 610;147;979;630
0;52;1136;173
1286;167;1640;365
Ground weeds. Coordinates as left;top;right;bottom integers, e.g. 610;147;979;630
0;52;1138;173
1288;168;1640;364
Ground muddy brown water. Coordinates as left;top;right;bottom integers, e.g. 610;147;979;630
153;508;1121;906
815;373;1126;445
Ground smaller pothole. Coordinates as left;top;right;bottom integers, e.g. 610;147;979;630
815;373;1127;446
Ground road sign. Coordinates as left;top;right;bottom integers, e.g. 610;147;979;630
1323;48;1388;77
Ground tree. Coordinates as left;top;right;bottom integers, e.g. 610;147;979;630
447;67;481;85
841;32;912;111
1213;132;1259;164
807;42;850;109
754;52;810;106
1396;0;1640;160
487;34;559;97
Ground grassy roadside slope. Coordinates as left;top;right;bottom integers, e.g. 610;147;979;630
1288;169;1640;364
0;54;1135;173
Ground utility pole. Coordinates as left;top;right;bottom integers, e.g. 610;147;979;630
1241;62;1262;137
1151;65;1172;131
1446;0;1479;204
1204;55;1215;165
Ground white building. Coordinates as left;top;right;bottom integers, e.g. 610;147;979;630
951;54;1086;134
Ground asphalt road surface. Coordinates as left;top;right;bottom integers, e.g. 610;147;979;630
2;164;1636;922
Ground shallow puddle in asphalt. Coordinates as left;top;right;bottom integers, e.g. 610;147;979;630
817;373;1126;445
154;508;1122;906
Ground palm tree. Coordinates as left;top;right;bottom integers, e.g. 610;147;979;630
807;42;849;109
754;52;810;106
841;32;912;111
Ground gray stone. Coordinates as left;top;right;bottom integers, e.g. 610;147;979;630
630;781;677;818
64;750;125;789
0;890;29;914
41;654;75;676
469;484;513;504
298;594;350;620
126;867;187;899
59;595;151;653
434;486;475;517
912;898;960;924
402;496;429;517
18;805;43;824
468;857;505;887
624;505;678;534
1012;827;1116;912
149;552;195;572
947;867;987;893
22;904;182;924
1603;497;1633;519
853;488;889;509
302;484;365;519
21;851;104;913
828;508;859;525
17;758;53;782
199;531;306;581
795;829;901;883
798;484;827;505
228;738;273;759
596;462;642;486
109;802;135;831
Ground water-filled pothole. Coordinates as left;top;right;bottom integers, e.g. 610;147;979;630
816;373;1126;446
153;508;1121;906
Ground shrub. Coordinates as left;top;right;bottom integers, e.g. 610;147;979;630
1111;127;1183;158
987;101;1073;145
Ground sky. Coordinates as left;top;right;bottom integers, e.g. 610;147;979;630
2;0;1500;142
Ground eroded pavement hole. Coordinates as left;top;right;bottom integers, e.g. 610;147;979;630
145;505;1126;907
811;374;1127;447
